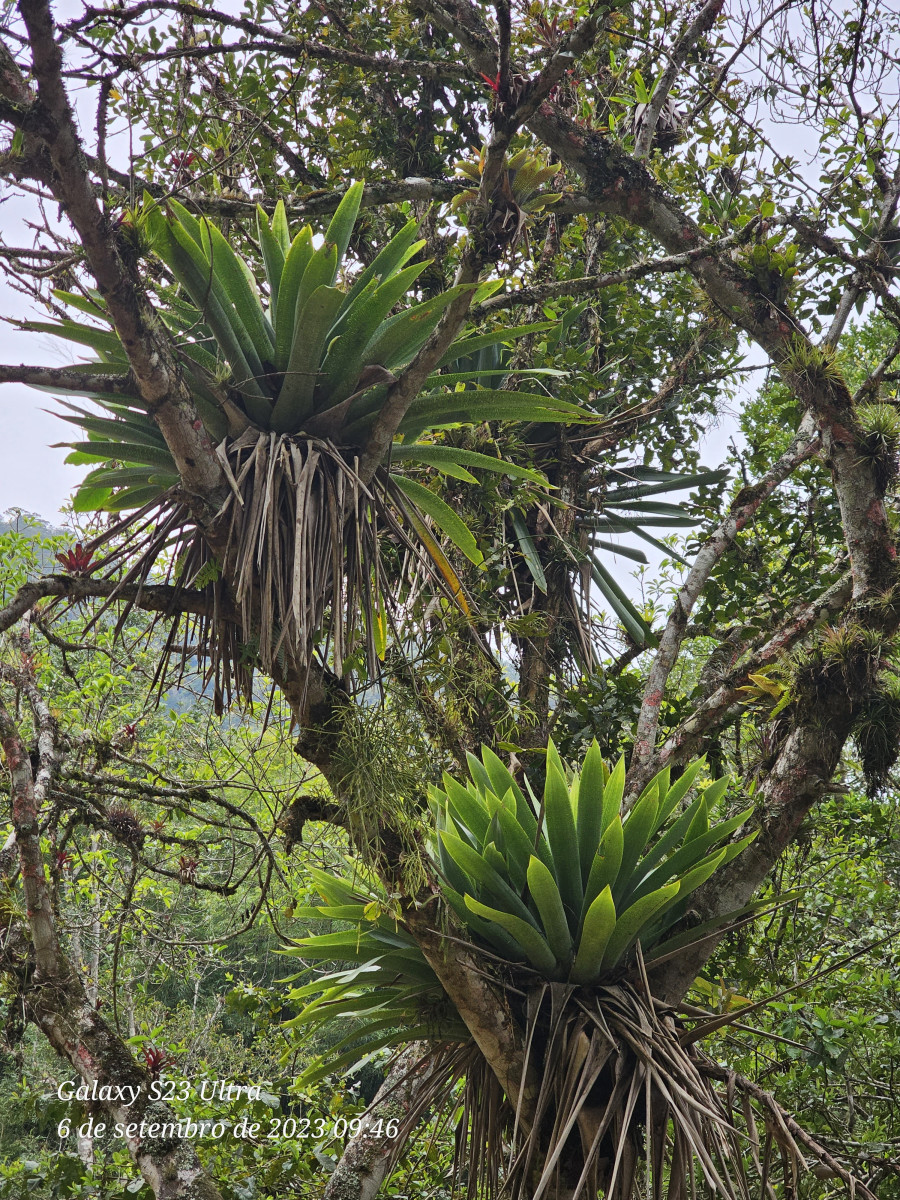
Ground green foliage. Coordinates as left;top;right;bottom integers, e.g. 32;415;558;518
699;786;900;1195
282;741;755;1081
6;1;900;1194
0;519;338;1197
325;701;437;889
282;864;467;1084
698;310;900;641
554;668;647;759
432;742;755;980
0;1063;372;1200
38;187;577;515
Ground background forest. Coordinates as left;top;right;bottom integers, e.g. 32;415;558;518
0;0;898;1197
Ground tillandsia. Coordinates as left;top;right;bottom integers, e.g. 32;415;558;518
283;744;774;1200
450;145;562;251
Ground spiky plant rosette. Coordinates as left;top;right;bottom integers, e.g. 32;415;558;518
852;670;900;794
451;145;562;251
439;329;731;649
430;741;756;981
855;401;900;491
283;743;802;1199
30;182;580;687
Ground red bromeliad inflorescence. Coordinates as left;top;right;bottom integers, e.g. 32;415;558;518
143;1045;170;1077
55;542;95;575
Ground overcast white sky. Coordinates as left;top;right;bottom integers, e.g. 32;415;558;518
0;78;100;521
0;288;84;520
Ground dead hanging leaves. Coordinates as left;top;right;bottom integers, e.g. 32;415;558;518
378;974;856;1200
69;431;479;712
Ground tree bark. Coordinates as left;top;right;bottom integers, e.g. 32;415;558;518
323;1043;431;1200
626;412;821;798
0;684;226;1200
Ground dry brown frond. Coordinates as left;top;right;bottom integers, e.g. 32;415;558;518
70;433;468;708
382;973;861;1200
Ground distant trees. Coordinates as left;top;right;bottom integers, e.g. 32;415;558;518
0;0;899;1196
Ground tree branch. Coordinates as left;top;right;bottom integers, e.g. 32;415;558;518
0;702;59;977
5;6;226;517
0;362;135;394
356;0;609;483
323;1043;435;1200
697;1059;878;1200
0;575;223;637
627;412;821;797
477;228;761;314
0;672;225;1199
632;0;725;160
67;1;468;81
400;901;538;1115
823;170;900;348
0;244;74;261
414;0;497;77
656;571;853;769
521;108;898;601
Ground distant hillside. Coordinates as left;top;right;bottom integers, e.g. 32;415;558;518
0;508;212;711
0;510;65;538
0;509;67;572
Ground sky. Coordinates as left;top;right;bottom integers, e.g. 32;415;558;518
0;93;96;519
0;284;84;519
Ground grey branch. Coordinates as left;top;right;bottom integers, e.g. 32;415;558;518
0;363;134;394
0;575;224;637
627;411;821;799
633;0;726;160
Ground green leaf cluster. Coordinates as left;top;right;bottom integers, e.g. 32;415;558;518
33;183;582;520
282;867;466;1084
432;742;757;982
283;743;757;1075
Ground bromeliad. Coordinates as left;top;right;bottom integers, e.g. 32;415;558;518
283;742;772;1200
30;183;579;690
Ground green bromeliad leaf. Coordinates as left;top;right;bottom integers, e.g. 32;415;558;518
392;476;484;567
428;740;756;982
389;444;547;485
280;864;467;1074
29;186;582;596
27;185;722;668
281;742;758;1070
